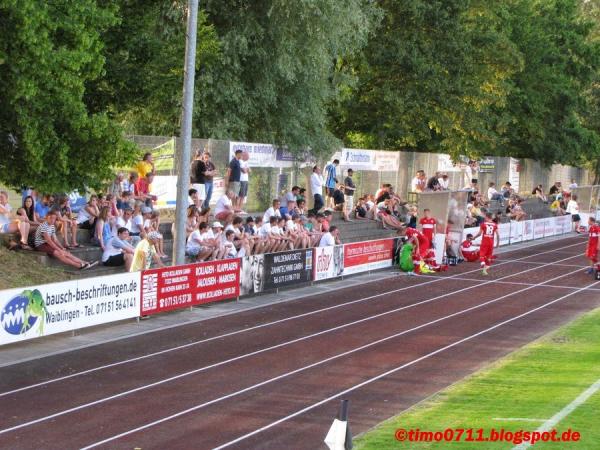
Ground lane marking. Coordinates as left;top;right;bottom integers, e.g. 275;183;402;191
493;418;547;422
62;265;589;448
512;378;600;450
416;274;600;292
495;259;586;269
0;240;583;398
212;280;600;450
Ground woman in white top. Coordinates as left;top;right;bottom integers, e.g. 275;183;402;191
129;203;145;237
76;195;99;229
0;191;32;249
566;194;581;232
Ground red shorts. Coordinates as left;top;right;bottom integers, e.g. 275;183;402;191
35;243;57;257
463;250;479;262
587;245;598;262
479;240;494;261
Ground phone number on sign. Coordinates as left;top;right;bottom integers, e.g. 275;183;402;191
394;428;581;445
84;297;137;316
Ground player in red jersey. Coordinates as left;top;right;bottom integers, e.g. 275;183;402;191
473;212;499;275
586;217;600;274
460;233;480;262
405;227;437;273
419;209;436;249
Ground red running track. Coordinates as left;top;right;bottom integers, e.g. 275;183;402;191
0;236;598;450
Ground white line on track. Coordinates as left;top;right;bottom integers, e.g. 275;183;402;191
68;263;590;448
212;280;600;450
2;255;583;437
416;274;600;292
0;239;583;399
512;377;600;450
495;259;586;269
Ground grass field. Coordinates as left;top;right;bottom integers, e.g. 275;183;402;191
0;247;74;290
355;308;600;449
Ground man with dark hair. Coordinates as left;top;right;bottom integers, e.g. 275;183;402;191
190;149;207;205
202;151;217;209
103;227;135;270
228;149;243;211
310;165;324;214
324;159;339;209
344;169;356;222
586;216;600;274
473;212;499;275
319;225;340;247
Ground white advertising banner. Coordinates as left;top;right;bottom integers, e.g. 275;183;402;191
0;273;140;346
230;141;277;167
509;158;520;193
374;151;400;172
340;149;377;170
313;245;345;281
510;221;523;244
499;223;511;246
534;219;545;240
556;215;570;234
523;220;535;241
152;175;177;209
544;217;557;237
438;154;461;173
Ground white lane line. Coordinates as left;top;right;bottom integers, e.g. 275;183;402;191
493;418;547;422
3;258;582;436
495;259;586;269
0;240;582;398
212;280;600;450
72;265;590;449
416;274;600;292
512;378;600;450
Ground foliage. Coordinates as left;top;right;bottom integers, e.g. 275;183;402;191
0;0;135;193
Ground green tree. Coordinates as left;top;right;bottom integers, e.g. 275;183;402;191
0;0;135;193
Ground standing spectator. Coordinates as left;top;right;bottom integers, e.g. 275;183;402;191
319;225;340;247
324;159;339;210
202;151;217;209
34;210;96;269
109;173;124;199
190;149;206;205
102;227;135;271
239;151;251;213
215;190;235;223
136;152;154;180
227;149;243;212
134;172;157;208
566;194;581;232
411;170;427;193
438;173;449;190
310;165;324;214
0;191;32;248
129;231;165;272
463;160;478;189
569;179;578;191
344;169;356;222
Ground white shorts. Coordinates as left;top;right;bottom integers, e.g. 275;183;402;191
344;195;354;212
191;183;206;200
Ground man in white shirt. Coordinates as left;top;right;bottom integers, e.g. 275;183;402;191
310;165;324;213
487;182;504;205
238;151;250;213
410;170;426;193
215;191;235;223
566;194;581;232
438;173;449;190
569;179;578;191
115;208;141;246
186;222;214;260
263;199;282;224
319;225;340;247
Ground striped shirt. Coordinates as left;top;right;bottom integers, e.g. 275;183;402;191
35;222;56;248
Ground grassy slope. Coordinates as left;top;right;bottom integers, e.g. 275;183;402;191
355;308;600;449
0;247;74;290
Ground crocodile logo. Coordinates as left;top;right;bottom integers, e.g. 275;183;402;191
1;289;48;336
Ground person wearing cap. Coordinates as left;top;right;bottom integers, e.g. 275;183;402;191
190;149;207;205
210;221;229;259
130;231;165;272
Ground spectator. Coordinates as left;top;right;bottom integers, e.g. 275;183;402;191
102;227;135;271
548;181;562;198
202;152;217;209
227;149;243;211
76;195;99;230
34;210;96;269
215;190;235;223
129;231;165;272
239;151;250;213
568;179;578;191
188;188;202;209
190;149;206;205
34;194;54;222
186;222;214;261
411;170;427;193
0;191;32;249
22;195;39;227
501;181;513;199
438;173;450;190
319;225;341;247
426;171;442;191
344;169;356;222
297;188;306;203
407;206;418;228
310;165;324;213
136;152;154;180
550;198;566;216
281;186;299;218
354;197;368;220
109;173;124;199
56;196;80;248
263;199;282;223
566;194;581;232
487;182;504;205
324;159;339;210
507;199;526;221
117;191;134;211
122;172;138;195
129;203;145;238
116;207;141;246
93;206;113;251
244;216;257;235
134;172;157;207
532;184;548;203
377;198;404;231
332;185;345;212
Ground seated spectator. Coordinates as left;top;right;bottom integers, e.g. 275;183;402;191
55;196;80;248
438;173;449;190
297;188;307;203
134;172;157;207
102;227;135;271
332;185;345;212
115;207;141;246
548;181;561;199
130;231;165;272
93;206;114;252
109;172;124;199
568;179;578;191
280;186;300;217
263;199;282;223
215;191;235;223
244;216;257;235
142;208;167;258
186;222;215;261
506;198;526;221
501;181;513;199
532;184;548;202
188;188;202;209
129;203;145;237
76;195;100;229
223;229;251;258
487;182;504;205
122;172;138;195
426;172;442;191
117;190;134;211
22;195;38;227
319;225;341;247
376;198;404;231
1;191;32;249
34;194;54;222
354;197;368;219
34;210;96;269
410;170;427;193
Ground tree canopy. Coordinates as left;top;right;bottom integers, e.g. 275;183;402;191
1;0;600;193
